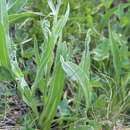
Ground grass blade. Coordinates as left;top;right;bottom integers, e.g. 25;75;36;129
9;12;43;24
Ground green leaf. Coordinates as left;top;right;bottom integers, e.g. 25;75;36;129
48;0;56;15
80;29;92;76
0;0;11;69
0;0;9;33
100;3;130;31
0;66;14;82
39;40;67;130
52;4;70;38
22;48;35;58
99;7;117;31
92;39;110;61
9;12;43;24
114;3;130;20
32;4;70;94
60;56;92;110
8;0;28;14
58;99;71;116
34;36;41;66
0;24;10;68
109;23;121;81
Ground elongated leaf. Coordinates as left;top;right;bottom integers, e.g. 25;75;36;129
0;0;9;33
34;36;41;66
32;4;69;94
109;23;121;81
9;12;43;24
39;39;67;130
60;56;92;109
52;4;70;38
10;40;38;115
122;72;130;88
80;29;92;77
8;0;28;14
1;0;36;116
0;24;10;68
0;0;10;69
99;7;117;31
48;0;56;15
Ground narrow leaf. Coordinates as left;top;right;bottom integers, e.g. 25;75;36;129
8;0;28;14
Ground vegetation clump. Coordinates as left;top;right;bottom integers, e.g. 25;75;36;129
0;0;130;129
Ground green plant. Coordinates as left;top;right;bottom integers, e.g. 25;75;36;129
1;0;70;129
0;0;130;129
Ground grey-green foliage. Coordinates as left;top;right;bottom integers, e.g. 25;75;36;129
61;29;92;111
0;0;130;129
109;23;121;81
37;2;70;129
0;0;70;129
0;0;30;109
92;38;110;61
